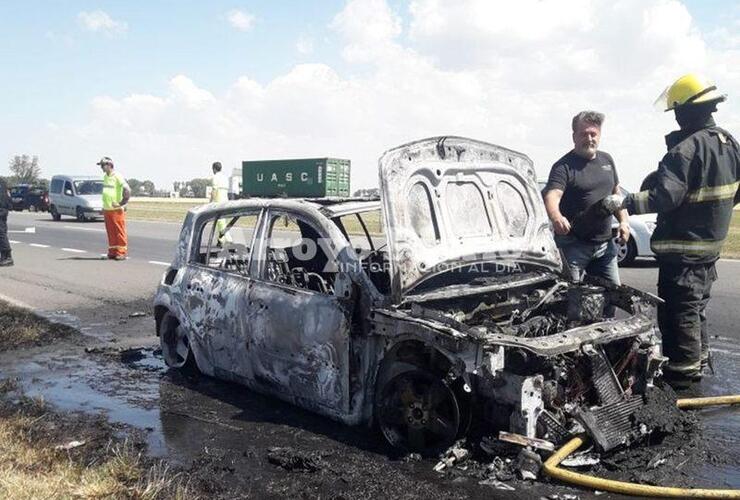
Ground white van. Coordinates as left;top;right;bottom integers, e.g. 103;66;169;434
49;175;104;221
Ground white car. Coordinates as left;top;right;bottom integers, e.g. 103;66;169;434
613;211;656;266
538;183;656;266
612;187;655;266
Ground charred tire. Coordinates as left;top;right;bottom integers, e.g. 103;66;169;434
375;369;460;454
617;239;637;266
50;206;61;221
159;311;199;374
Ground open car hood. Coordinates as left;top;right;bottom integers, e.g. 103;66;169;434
379;136;561;301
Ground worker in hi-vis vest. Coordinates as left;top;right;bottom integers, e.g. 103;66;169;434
99;156;131;260
210;161;232;246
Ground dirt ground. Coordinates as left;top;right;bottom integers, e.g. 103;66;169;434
0;301;738;499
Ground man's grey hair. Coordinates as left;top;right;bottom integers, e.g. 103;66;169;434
572;110;605;132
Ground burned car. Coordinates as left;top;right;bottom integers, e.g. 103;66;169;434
154;137;665;454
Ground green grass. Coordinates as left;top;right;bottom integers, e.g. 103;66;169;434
126;201;202;224
724;210;740;259
126;200;384;235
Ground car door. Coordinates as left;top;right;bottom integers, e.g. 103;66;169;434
60;180;74;215
178;208;263;381
247;208;353;418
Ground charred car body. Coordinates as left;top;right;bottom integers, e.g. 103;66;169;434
154;137;666;454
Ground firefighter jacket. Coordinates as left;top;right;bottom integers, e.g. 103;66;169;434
625;117;740;264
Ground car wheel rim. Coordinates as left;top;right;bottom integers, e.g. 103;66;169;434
377;370;460;453
617;243;628;262
161;321;190;368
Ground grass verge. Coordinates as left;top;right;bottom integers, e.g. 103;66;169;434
0;302;76;351
125;199;385;235
725;210;740;259
0;301;198;499
0;381;195;500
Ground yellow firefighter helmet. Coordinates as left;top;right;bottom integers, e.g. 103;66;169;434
655;73;726;112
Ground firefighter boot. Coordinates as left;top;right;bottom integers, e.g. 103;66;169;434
0;250;14;267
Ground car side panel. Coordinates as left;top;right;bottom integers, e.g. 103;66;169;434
247;280;352;419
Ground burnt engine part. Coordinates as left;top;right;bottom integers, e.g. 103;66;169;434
577;395;645;451
584;345;624;405
567;285;607;322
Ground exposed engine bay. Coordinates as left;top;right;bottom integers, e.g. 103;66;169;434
399;272;666;452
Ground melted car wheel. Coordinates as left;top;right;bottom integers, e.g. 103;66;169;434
376;369;460;453
159;312;198;374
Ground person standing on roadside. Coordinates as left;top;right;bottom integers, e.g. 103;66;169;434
543;111;630;288
99;157;131;260
602;74;740;388
210;161;232;246
0;177;13;267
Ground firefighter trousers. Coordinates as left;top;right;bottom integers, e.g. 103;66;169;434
657;260;717;379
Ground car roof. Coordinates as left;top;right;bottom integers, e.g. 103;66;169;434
189;197;381;218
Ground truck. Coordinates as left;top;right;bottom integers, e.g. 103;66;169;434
242;158;350;198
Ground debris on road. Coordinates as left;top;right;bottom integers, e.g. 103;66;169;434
560;451;600;468
515;448;542;480
129;311;147;318
433;440;470;472
266;446;329;473
54;440;86;450
499;430;555;452
478;477;516;490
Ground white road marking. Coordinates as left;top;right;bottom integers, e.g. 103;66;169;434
63;225;105;232
62;248;86;253
148;260;170;266
8;227;36;234
29;243;50;248
9;240;20;244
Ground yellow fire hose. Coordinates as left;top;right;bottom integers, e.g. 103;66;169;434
543;395;740;498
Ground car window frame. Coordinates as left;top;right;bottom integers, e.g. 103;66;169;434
251;208;340;295
189;207;265;277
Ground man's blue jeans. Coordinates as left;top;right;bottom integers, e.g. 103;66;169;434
555;234;621;287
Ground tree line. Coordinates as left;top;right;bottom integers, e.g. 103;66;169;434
3;155;167;197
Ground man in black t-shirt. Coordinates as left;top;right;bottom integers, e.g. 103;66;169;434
543;111;629;287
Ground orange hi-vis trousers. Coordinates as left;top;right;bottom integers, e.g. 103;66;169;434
104;208;127;258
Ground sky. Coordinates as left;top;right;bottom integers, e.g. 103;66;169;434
1;0;739;192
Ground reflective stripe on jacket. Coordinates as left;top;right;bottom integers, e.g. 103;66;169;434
626;119;740;263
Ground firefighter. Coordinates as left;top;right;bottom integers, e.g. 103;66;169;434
604;74;740;388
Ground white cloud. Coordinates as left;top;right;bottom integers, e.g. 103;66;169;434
24;0;740;192
77;10;127;36
330;0;403;63
226;9;255;31
296;36;314;55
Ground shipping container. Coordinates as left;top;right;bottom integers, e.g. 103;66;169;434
242;158;350;198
